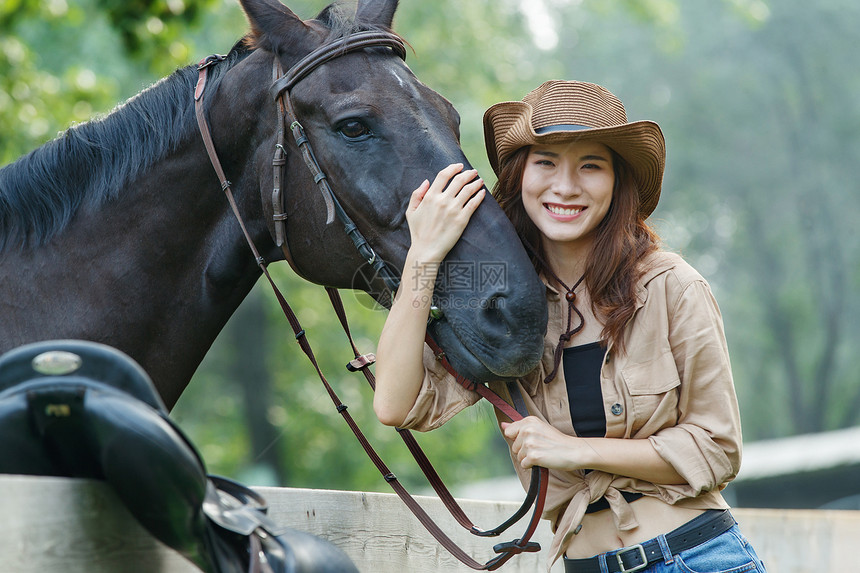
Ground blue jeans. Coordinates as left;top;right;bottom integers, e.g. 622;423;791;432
647;525;766;572
566;524;767;573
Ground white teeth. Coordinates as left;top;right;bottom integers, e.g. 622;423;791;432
546;205;582;216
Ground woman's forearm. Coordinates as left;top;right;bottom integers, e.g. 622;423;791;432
373;252;439;427
503;418;687;485
574;437;686;485
373;165;485;427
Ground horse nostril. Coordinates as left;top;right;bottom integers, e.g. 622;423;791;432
480;294;511;334
484;293;503;310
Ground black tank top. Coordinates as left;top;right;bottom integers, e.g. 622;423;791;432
562;341;643;513
562;342;607;438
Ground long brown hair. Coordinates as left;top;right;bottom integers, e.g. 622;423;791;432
493;146;660;353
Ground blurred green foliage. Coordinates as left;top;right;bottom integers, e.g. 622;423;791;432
3;0;860;496
0;0;223;164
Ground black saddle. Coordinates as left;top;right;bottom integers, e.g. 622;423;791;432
0;340;357;573
0;338;166;407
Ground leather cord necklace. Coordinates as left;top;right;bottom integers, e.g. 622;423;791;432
518;237;588;384
543;272;585;384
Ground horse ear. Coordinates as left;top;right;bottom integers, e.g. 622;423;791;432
355;0;399;28
239;0;311;53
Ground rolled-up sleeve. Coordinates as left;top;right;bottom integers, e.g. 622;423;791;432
398;343;482;431
648;277;742;495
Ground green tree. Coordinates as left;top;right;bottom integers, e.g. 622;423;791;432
673;0;860;437
0;0;227;164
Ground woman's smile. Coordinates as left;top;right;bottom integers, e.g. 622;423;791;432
544;202;585;220
521;140;615;253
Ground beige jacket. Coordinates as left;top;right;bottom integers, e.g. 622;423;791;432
400;250;742;567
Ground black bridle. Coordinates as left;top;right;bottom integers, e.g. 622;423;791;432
193;31;547;571
270;31;404;296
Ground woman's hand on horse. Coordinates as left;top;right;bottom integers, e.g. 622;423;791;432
405;163;486;264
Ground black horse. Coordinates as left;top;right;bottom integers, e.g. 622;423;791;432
0;0;546;410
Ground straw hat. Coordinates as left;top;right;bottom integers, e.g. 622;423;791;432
483;80;666;217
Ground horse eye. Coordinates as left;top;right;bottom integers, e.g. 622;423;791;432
338;120;370;140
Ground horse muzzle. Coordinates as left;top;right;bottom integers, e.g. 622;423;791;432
427;271;547;382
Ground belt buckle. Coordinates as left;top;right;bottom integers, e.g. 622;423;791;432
615;543;648;573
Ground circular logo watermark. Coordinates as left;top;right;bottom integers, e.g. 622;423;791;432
350;260;397;311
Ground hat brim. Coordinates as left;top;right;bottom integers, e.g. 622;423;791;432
483;101;665;217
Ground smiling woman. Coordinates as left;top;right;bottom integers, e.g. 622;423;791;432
373;79;768;573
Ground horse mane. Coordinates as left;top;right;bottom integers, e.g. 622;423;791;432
0;42;251;252
0;2;395;252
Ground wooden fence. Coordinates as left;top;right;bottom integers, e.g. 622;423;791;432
1;474;857;572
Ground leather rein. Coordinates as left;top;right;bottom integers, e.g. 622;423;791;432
193;31;547;570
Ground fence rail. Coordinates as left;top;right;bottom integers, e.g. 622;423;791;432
0;475;856;572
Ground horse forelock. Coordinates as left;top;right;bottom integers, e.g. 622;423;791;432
316;2;368;38
0;44;251;252
242;1;393;53
316;4;404;43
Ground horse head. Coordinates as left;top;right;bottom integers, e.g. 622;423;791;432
229;0;547;382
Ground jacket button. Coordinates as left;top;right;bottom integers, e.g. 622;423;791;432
610;403;623;416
